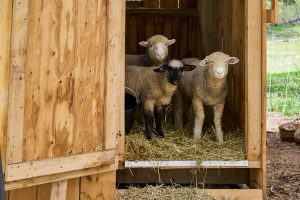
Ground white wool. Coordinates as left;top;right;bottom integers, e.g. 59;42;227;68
169;59;183;68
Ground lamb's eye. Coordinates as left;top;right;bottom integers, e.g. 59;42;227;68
209;61;213;64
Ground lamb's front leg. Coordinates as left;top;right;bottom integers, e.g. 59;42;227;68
193;98;205;139
154;106;164;137
144;100;155;140
174;91;184;128
213;102;225;143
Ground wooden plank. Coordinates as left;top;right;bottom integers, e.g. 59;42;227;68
6;0;28;165
126;8;198;17
136;16;146;54
160;0;179;8
117;168;250;185
5;149;115;182
144;0;159;8
266;0;278;24
231;0;246;130
245;0;262;162
161;0;177;59
37;183;51;200
5;162;116;191
261;0;267;198
50;180;68;200
80;171;116;200
0;0;13;171
127;15;138;54
66;178;80;200
179;17;188;59
105;0;124;150
117;0;126;163
124;160;261;168
118;189;263;200
204;189;263;200
9;186;37;200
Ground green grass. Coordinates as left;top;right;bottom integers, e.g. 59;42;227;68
267;40;300;74
267;71;300;116
268;23;300;38
267;23;300;116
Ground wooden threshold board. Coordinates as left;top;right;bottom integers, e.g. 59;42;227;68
125;160;261;169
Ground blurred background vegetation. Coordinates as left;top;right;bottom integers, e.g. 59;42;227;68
267;0;300;116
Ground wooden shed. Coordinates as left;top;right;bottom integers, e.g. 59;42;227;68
0;0;277;199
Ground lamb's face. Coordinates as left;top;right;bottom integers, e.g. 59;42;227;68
139;35;176;64
199;52;239;79
154;60;196;85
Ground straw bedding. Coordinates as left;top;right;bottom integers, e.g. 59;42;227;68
119;185;234;200
126;123;246;161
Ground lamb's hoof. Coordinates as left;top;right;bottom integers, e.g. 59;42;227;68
216;138;224;143
155;129;165;138
145;134;152;140
193;135;201;140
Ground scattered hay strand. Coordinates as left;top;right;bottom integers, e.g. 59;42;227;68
119;185;233;200
126;123;246;161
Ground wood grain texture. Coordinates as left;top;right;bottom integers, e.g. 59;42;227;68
0;0;13;171
260;0;267;198
9;186;37;200
245;0;262;162
5;162;116;191
22;0;107;162
50;180;68;200
80;171;116;200
6;149;115;182
6;0;28;165
105;0;124;150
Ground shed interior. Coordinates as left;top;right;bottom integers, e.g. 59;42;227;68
124;0;248;161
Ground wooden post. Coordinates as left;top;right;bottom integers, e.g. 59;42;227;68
266;0;278;23
0;0;13;171
50;180;68;200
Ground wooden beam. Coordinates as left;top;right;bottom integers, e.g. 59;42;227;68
0;0;13;172
117;189;263;200
5;162;116;191
126;8;198;17
266;0;278;24
50;180;68;200
117;168;250;185
6;0;29;165
5;149;115;182
261;0;267;198
105;0;124;150
245;0;262;162
124;160;261;169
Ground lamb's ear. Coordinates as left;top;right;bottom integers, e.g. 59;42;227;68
166;39;176;46
139;41;148;47
228;57;239;65
182;64;196;71
199;59;209;67
153;66;166;73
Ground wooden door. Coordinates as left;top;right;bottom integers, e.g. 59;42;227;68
5;0;124;190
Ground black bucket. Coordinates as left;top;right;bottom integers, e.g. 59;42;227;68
125;88;139;134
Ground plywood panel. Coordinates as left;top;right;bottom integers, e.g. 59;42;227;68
80;171;116;200
19;0;106;162
0;0;12;170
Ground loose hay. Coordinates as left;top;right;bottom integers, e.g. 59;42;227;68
119;185;233;200
126;123;246;161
